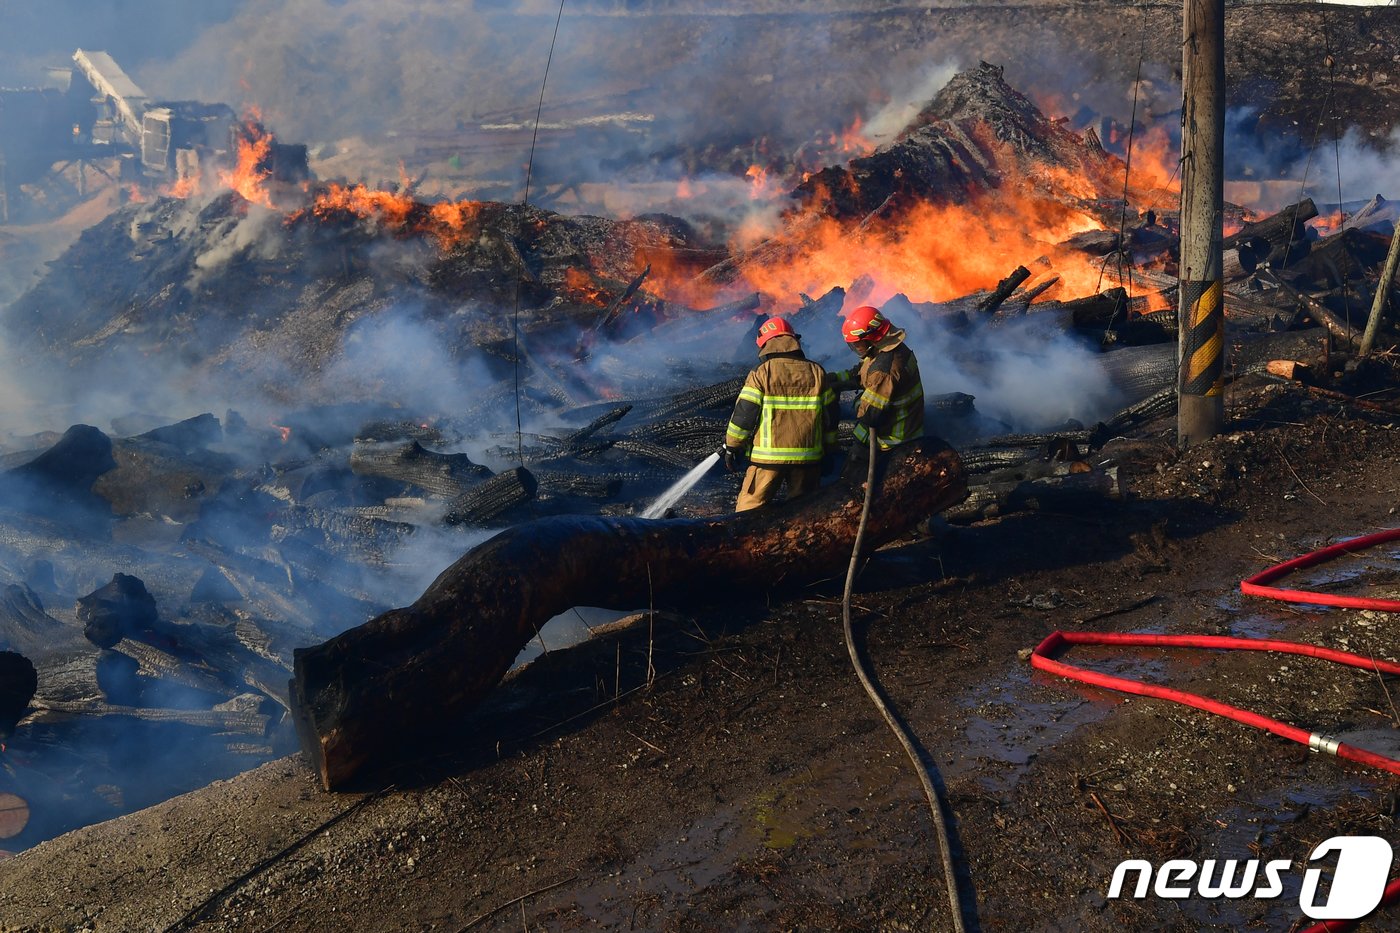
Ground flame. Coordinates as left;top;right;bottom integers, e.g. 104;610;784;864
1123;125;1180;201
305;182;485;250
126;184;145;203
169;174;200;199
650;162;1125;310
676;177;694;200
745;164;774;201
220;116;275;208
565;267;607;305
272;423;292;443
313;183;414;227
1310;211;1345;236
826;113;876;160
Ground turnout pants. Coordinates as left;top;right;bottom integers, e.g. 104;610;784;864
736;463;821;512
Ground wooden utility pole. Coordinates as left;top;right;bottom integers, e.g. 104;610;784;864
1177;0;1226;445
1358;225;1400;357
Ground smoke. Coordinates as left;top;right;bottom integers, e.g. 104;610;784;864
863;63;960;143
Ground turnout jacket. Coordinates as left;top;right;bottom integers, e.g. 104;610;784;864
831;328;924;451
725;338;839;465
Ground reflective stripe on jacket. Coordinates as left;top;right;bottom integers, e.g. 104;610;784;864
725;351;838;464
834;331;924;451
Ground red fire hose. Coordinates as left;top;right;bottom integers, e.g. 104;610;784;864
1032;631;1400;930
1241;528;1400;611
1030;630;1400;774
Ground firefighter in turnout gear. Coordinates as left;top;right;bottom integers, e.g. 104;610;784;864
724;317;840;512
828;305;924;463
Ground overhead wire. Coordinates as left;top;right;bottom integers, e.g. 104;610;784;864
511;0;568;467
1325;13;1354;330
1094;0;1153;345
1100;0;1153;298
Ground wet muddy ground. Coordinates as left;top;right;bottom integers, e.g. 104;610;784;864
1;376;1399;932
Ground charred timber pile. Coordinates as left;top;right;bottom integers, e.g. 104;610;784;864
694;62;1128;293
3;193;712;402
793;62;1122;221
290;437;968;790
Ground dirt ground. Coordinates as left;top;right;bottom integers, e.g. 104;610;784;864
2;375;1400;932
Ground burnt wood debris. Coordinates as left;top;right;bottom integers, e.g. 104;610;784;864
0;56;1392;831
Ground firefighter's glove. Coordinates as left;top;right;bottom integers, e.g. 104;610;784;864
723;447;743;473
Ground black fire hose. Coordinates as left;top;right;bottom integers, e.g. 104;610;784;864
842;431;967;932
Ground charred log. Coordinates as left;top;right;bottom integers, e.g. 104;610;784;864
958;446;1044;473
1224;199;1318;269
1285;228;1392;291
612;438;702;471
532;471;622;500
1101;386;1178;434
977;266;1032;313
78;574;159;650
628;416;728;453
944;465;1122;524
0;584;68;657
1231;329;1331;375
0;651;36;732
596;264;651;333
0;425;116;521
442;467;537;527
560;405;632;448
349;440;491;499
291;437;967;790
649;376;746;420
135;413;222;453
1067;288;1129;330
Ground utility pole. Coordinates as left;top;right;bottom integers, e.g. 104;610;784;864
1177;0;1226;445
1358;224;1400;357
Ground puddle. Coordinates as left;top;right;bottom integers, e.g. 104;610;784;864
949;666;1120;793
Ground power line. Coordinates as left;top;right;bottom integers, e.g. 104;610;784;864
511;0;568;467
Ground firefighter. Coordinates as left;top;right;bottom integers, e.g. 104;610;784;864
828;305;924;465
723;317;840;512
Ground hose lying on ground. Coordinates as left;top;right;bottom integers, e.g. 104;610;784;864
1030;630;1400;775
1031;630;1400;931
1241;528;1400;611
842;432;967;932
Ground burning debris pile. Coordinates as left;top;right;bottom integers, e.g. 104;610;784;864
0;58;1398;836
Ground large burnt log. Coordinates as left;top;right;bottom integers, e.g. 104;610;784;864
349;440;491;498
290;436;967;790
1223;198;1317;274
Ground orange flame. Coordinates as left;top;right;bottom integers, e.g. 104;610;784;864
1310;211;1345;236
745;164;773;201
565;267;608;306
305;182;485;250
826;113;876;161
650;162;1125;310
220;117;275;208
169;174;200;199
1124;125;1181;201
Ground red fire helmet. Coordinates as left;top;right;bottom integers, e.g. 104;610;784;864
843;305;891;344
755;316;797;348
